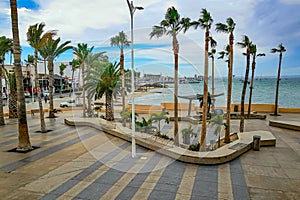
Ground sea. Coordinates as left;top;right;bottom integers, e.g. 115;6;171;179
134;77;300;108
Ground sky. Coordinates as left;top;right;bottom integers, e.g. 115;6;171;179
1;0;300;78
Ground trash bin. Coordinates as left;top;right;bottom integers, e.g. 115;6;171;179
253;135;261;151
234;105;239;112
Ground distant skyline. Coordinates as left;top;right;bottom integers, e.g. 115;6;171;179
1;0;299;78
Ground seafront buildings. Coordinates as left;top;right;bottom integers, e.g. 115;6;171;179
1;62;79;97
137;73;203;86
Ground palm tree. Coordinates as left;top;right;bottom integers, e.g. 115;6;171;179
191;8;213;151
58;63;67;97
10;0;32;150
248;44;265;117
149;6;191;146
95;62;120;121
215;17;236;143
27;22;56;132
84;51;106;115
111;31;130;126
0;36;13;125
84;60;107;100
73;43;93;117
39;37;72;118
237;35;252;132
271;43;286;116
69;58;81;97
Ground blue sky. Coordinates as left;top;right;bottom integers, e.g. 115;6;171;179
0;0;299;77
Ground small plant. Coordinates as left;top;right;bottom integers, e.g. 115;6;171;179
94;106;102;111
209;114;226;148
120;108;138;128
155;132;173;141
136;117;156;134
188;142;200;151
181;124;197;145
150;111;169;135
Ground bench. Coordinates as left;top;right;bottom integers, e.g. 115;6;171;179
31;109;40;116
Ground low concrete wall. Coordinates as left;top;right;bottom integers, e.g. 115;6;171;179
278;108;300;113
230;103;277;113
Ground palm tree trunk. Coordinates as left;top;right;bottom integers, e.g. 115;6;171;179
9;84;18;119
106;93;114;121
48;59;55;118
225;33;234;143
34;50;46;132
120;51;126;127
0;64;5;125
173;36;179;146
86;97;92;116
10;0;32;149
59;76;63;97
200;29;209;151
70;69;75;97
240;49;250;133
248;55;256;117
274;53;282;116
82;63;86;117
211;56;215;111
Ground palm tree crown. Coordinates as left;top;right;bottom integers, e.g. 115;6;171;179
110;31;130;50
39;37;72;61
0;36;13;63
149;6;191;39
215;17;236;33
26;23;56;50
271;43;286;54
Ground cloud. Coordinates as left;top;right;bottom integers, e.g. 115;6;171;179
280;0;300;4
1;0;299;76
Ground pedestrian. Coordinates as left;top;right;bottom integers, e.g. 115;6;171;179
44;95;48;103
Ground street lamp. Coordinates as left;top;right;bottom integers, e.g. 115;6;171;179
127;0;143;158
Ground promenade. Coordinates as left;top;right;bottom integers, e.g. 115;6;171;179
0;106;299;199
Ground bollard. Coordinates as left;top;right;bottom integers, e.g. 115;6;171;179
253;135;261;151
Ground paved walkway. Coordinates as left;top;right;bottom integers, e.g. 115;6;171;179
0;111;299;199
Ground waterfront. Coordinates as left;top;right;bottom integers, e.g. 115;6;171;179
134;78;300;108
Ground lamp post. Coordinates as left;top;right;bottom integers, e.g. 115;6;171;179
127;0;143;158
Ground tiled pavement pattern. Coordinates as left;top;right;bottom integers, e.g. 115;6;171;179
0;113;299;199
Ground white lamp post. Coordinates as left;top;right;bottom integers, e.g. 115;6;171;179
127;0;143;158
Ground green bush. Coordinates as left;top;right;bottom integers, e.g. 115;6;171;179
188;142;200;151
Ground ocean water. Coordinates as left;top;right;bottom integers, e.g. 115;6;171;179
134;78;300;108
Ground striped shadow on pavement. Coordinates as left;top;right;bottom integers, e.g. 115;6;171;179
1;127;98;172
113;153;163;199
73;145;150;199
191;165;218;199
148;160;186;200
230;158;250;200
40;141;132;200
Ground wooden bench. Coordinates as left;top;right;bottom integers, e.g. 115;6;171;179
30;109;40;116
